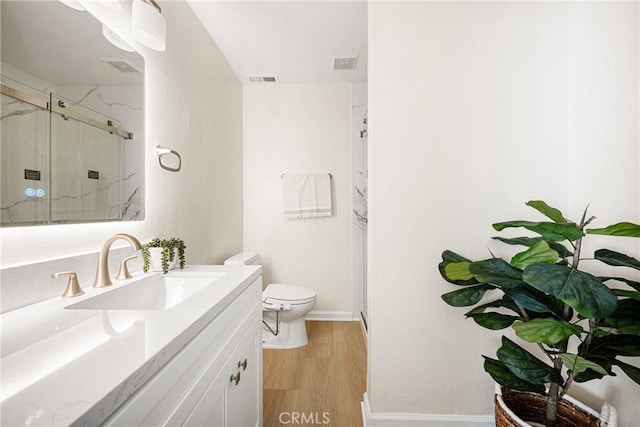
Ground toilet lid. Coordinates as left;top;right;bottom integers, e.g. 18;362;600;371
263;284;316;304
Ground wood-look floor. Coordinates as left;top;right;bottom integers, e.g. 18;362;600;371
263;321;367;427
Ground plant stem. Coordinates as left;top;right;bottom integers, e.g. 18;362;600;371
547;229;585;426
546;382;560;427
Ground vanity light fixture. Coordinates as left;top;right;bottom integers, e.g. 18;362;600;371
102;24;135;52
131;0;166;52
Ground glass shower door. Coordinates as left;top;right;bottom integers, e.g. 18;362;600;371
50;94;122;223
0;90;50;225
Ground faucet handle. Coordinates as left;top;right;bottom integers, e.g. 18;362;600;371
53;271;85;298
116;255;138;281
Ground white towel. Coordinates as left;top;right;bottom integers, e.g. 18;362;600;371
282;174;332;219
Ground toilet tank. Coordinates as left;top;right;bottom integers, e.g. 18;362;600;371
224;252;260;265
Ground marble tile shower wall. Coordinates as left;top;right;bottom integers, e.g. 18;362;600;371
57;84;144;221
0;95;50;223
0;247;143;314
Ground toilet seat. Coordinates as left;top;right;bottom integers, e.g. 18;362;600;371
263;283;316;305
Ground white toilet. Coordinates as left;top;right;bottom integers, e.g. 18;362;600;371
224;252;317;349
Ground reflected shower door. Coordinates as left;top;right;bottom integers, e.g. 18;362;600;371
0;93;50;225
51;95;122;223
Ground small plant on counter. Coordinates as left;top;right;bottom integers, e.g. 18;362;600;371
142;237;186;274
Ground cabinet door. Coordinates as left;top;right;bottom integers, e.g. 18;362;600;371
226;317;262;427
179;374;226;427
184;315;262;427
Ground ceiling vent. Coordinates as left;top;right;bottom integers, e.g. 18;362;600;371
102;58;141;73
247;75;279;83
333;55;359;71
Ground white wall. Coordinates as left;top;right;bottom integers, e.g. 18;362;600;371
0;1;243;268
368;1;639;424
243;84;353;315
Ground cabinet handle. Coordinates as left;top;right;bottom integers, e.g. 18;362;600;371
230;371;241;386
238;358;248;371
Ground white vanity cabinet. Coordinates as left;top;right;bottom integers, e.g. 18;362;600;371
102;276;263;427
181;317;261;426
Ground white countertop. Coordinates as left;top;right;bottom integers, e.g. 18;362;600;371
0;264;262;427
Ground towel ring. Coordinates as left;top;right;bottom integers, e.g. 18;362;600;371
155;145;181;172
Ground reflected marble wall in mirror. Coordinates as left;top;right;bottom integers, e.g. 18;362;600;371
0;0;145;226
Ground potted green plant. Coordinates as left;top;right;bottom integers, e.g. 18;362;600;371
438;200;640;427
142;237;186;274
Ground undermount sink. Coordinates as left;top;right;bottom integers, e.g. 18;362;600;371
65;272;224;311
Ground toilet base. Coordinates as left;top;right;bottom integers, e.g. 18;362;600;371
262;316;309;349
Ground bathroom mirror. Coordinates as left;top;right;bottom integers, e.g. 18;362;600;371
0;0;145;226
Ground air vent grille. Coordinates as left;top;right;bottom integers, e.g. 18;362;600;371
333;56;359;71
102;58;141;73
247;75;279;83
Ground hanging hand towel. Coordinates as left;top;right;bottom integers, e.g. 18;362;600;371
282;174;332;219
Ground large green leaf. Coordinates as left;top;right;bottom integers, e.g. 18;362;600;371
587;222;640;237
468;313;519;330
441;250;472;263
496;336;563;384
441;285;493;307
492;221;584;242
602;299;640;335
612;289;640;302
510;241;559;270
503;288;549;313
523;264;618;318
602;318;640;336
608;298;640;319
526;200;567;223
439;251;480;286
469;259;525;289
594;249;640;271
483;356;545;394
600;276;640;292
443;262;474;281
558;354;609;376
574;357;614;383
492;236;573;258
466;299;521;316
503;287;568;317
590;335;640;357
615;360;640;385
513;318;583;346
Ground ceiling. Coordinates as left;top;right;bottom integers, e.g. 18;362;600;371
187;1;368;84
1;1;143;87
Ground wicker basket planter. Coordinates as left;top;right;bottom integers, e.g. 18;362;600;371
494;386;616;427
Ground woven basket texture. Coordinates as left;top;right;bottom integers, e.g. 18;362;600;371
495;388;600;427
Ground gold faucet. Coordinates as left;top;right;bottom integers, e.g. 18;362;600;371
93;233;143;288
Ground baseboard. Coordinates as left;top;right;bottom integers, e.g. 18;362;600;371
305;311;358;321
361;393;494;427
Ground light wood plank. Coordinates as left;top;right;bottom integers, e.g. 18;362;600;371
263;321;366;426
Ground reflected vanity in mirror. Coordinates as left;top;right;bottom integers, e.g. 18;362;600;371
0;0;145;226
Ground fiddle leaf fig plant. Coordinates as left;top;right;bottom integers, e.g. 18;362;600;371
438;200;640;427
142;237;186;274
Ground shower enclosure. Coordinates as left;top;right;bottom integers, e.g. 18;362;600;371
352;84;368;329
